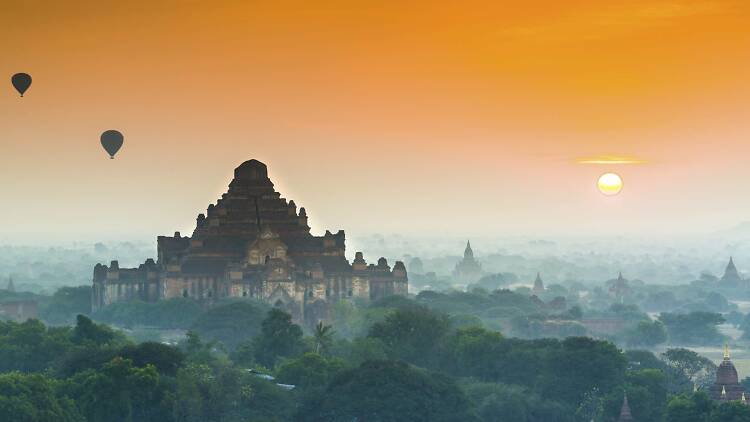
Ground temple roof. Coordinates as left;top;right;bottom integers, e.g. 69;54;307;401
722;256;742;282
234;159;268;180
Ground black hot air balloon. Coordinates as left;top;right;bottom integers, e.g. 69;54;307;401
11;73;32;97
100;130;124;159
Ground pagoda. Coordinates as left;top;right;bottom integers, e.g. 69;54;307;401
720;257;743;285
617;393;634;422
452;241;483;283
709;344;746;401
532;272;545;295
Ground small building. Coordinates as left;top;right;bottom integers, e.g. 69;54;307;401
709;345;746;402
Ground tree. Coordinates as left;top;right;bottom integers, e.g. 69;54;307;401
71;315;117;346
665;393;713;422
0;372;83;422
440;326;504;379
173;363;294;422
92;298;203;330
0;319;74;372
368;305;451;367
464;382;577;422
312;321;334;355
603;369;667;422
67;357;168;422
253;309;304;367
662;348;717;392
626;320;667;347
181;331;218;365
118;342;185;376
275;352;348;390
542;337;627;405
40;286;92;325
297;360;478;422
710;401;750;421
190;301;269;350
659;312;726;345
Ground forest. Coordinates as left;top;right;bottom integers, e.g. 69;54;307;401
2;285;750;422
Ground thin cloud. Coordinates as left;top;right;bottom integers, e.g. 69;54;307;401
576;155;649;165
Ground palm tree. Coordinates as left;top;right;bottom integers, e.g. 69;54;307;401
313;321;334;354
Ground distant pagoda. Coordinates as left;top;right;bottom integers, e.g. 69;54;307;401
452;240;483;284
617;393;634;422
608;272;630;301
532;272;545;295
720;257;743;285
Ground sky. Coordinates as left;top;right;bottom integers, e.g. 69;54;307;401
1;0;749;243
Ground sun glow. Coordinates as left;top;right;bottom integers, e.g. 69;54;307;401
597;173;623;196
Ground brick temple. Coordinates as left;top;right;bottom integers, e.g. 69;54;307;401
92;159;408;325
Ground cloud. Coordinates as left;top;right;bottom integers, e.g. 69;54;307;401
576;155;649;165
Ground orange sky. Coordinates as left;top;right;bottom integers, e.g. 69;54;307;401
1;0;749;242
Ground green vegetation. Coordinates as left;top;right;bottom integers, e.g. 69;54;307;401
2;286;750;421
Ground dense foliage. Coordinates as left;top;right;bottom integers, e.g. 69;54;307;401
1;286;749;421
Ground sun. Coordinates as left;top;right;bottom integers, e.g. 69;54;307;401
597;173;623;196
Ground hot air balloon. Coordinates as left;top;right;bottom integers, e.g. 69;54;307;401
100;130;124;159
11;73;32;97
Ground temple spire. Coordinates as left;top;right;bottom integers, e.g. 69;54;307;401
724;343;731;360
6;277;14;293
533;272;545;293
721;256;741;283
464;240;474;259
617;392;634;422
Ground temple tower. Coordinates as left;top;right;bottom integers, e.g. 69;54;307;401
532;272;545;295
709;344;746;401
721;257;742;285
617;393;634;422
452;240;483;284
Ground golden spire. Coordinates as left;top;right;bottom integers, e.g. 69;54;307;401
724;344;731;360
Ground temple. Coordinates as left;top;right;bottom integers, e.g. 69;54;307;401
532;272;545;295
92;159;408;325
709;344;746;402
720;257;743;285
617;393;634;422
608;272;630;301
452;240;483;284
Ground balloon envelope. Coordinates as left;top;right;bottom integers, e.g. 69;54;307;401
11;73;32;97
100;130;124;159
